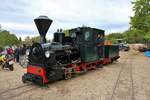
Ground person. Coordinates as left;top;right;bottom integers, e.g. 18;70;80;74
22;44;27;55
14;46;20;63
19;44;27;66
7;47;14;55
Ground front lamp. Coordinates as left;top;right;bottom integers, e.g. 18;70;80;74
45;51;50;58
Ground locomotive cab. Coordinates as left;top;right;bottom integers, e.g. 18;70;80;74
69;27;105;62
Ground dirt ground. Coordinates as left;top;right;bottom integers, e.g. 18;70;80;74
0;50;150;100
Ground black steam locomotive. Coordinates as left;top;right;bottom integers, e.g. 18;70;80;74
22;16;119;85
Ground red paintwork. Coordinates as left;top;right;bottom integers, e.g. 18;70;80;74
75;66;80;72
66;64;73;68
103;58;111;65
27;57;113;83
79;60;101;71
27;65;49;83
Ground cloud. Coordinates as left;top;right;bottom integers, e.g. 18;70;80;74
1;22;35;31
0;0;133;40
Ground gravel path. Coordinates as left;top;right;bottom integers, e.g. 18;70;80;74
0;51;150;100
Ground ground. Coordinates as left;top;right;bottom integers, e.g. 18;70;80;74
0;50;150;100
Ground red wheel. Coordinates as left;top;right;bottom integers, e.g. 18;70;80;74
65;71;72;79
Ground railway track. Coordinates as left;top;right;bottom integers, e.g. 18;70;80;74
0;83;39;100
110;52;135;100
130;54;135;100
0;52;136;100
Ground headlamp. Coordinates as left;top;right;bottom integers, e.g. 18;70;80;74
45;51;50;58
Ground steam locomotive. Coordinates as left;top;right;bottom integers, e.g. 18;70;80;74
22;16;120;85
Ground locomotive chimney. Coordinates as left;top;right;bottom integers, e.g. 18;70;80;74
34;15;52;43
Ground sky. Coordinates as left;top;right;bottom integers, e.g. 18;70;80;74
0;0;134;40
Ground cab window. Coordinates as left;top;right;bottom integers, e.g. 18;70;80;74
71;32;76;38
84;31;90;41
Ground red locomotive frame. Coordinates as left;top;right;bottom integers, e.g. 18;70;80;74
25;57;119;84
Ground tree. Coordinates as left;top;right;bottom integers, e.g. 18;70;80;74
23;36;41;45
19;37;22;42
143;31;150;42
106;33;124;43
124;0;150;43
123;29;145;43
32;36;40;42
130;0;150;32
0;24;1;31
0;30;20;47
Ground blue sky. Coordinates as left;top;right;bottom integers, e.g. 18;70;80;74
0;0;133;40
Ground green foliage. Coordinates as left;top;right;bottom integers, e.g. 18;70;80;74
19;37;22;42
123;29;145;43
23;36;41;45
0;46;3;51
106;33;124;43
32;36;41;42
106;0;150;44
0;24;1;31
0;30;20;47
129;0;150;43
24;36;41;42
131;0;150;30
143;31;150;42
106;30;147;44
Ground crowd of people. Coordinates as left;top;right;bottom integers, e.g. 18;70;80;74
0;44;29;64
15;44;28;63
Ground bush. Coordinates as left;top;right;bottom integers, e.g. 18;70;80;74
0;30;20;47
